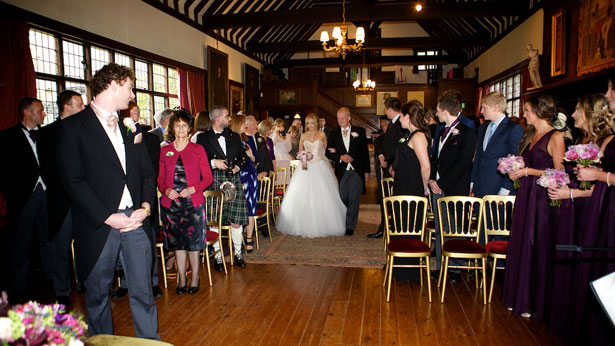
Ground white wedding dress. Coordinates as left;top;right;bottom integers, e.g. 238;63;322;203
276;140;347;238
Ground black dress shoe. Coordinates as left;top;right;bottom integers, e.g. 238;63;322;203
345;229;354;236
188;280;200;294
111;287;128;300
152;286;163;298
214;260;224;272
367;231;383;238
234;255;247;268
56;296;70;307
176;286;187;295
449;272;462;284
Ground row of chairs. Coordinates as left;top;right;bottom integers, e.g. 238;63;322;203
382;193;515;305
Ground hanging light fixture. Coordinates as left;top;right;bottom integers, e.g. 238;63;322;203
319;0;364;60
353;51;376;92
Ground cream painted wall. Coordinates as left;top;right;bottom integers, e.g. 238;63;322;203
5;0;261;83
464;9;544;83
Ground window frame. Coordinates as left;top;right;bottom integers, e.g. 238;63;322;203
488;72;522;118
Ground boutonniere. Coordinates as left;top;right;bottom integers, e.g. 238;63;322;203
399;138;406;143
450;128;460;136
351;132;359;138
123;118;137;134
257;137;264;143
166;151;174;157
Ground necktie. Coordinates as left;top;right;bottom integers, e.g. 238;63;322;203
486;122;496;144
343;128;349;137
386;122;392;132
440;126;450;143
214;131;224;139
21;124;38;143
106;115;118;132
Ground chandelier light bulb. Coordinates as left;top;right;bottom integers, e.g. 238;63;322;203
320;31;329;42
415;4;423;12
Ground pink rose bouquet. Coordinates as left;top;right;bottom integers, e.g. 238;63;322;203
497;154;526;189
0;292;87;346
536;168;571;207
296;151;314;170
564;142;603;189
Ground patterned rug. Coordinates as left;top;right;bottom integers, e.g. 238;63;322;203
245;204;386;268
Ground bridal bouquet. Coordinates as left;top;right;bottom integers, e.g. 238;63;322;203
296;151;313;170
536;168;570;207
497;155;526;189
0;292;87;346
564;142;603;189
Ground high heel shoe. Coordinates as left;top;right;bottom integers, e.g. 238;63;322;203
188;279;200;294
245;238;254;254
176;275;187;295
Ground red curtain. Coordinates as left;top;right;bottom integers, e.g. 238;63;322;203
0;18;36;131
178;67;206;116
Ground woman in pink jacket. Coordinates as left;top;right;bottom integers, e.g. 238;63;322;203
158;109;213;295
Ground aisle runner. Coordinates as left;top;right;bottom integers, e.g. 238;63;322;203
245;204;386;268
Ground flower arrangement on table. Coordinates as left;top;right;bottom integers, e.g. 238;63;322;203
296;151;314;170
0;292;87;346
497;155;526;189
564;142;604;189
536;168;571;207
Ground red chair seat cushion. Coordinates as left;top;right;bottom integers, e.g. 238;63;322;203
486;240;508;255
275;189;284;196
256;208;266;216
206;230;219;241
442;239;486;254
387;238;430;253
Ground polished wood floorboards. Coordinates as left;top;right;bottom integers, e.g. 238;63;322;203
59;264;561;345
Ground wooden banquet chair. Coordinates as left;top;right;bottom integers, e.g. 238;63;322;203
482;194;515;303
382;195;432;302
254;176;273;248
436;196;487;304
380;177;395;250
202;190;228;286
272;167;287;217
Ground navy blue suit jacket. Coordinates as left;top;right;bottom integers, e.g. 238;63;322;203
470;116;523;197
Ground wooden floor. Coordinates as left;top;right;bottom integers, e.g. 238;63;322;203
55;263;561;346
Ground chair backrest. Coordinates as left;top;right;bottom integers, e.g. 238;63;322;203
257;176;271;205
290;161;298;177
275;167;287;190
436;196;483;242
203;190;224;229
482;195;515;241
381;177;394;199
383;196;428;239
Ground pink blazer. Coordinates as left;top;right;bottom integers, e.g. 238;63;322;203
158;142;213;208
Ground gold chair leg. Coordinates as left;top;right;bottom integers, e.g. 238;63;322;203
475;259;479;288
228;230;234;266
254;224;260;249
158;244;167;289
386;256;394;302
419;257;424;287
488;258;497;303
440;256;449;303
426;255;432;303
219;238;228;274
266;213;273;243
204;246;213;287
383;255;390;286
437;260;444;288
482;258;487;305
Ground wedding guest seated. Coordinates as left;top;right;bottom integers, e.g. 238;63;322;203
191;110;211;143
158;109;213;295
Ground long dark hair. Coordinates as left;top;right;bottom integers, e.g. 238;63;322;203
518;95;556;153
401;100;431;142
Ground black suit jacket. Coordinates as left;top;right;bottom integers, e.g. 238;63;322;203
57;106;155;282
471;117;523;197
253;133;272;174
38;119;71;238
379;119;407;171
148;127;164;143
430;123;477;196
196;128;247;172
326;126;371;192
0;124;41;223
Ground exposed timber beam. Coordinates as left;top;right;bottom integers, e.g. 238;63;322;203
202;3;525;29
270;55;462;68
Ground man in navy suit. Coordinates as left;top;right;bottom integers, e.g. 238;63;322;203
470;92;523;198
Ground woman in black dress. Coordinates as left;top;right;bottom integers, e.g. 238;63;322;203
389;100;432;281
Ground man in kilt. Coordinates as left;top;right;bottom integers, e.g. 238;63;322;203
196;105;249;269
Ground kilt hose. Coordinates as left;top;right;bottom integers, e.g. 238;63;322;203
207;169;249;226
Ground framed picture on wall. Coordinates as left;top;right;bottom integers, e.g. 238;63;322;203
230;84;244;115
577;0;615;75
551;9;566;77
279;89;296;104
244;64;259;115
207;46;229;109
356;94;372;107
406;91;425;105
376;91;398;115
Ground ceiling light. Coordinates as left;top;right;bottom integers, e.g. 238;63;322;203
320;0;364;60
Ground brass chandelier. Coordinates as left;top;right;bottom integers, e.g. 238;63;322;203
319;0;364;60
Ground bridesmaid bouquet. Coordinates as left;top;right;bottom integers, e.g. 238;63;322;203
0;292;87;346
497;155;526;189
296;151;314;170
536;169;571;207
564;142;603;189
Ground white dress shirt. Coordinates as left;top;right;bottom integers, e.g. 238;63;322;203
21;124;46;191
341;126;355;170
210;130;227;169
91;102;133;209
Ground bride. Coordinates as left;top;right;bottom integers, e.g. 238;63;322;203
276;113;347;237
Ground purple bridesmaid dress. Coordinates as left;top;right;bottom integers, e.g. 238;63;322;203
502;129;558;321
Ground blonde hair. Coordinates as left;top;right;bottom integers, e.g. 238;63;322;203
578;94;615;145
230;114;246;135
482;91;507;113
274;118;284;127
258;119;273;136
305;113;319;132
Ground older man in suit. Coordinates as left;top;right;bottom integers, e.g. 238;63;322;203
326;107;371;236
58;63;158;339
37;90;84;306
0;97;52;304
149;108;172;143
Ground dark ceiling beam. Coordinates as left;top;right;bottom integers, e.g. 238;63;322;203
248;36;487;53
271;55;462;68
201;3;526;29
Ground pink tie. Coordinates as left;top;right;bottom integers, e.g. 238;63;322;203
106;115;118;132
343;128;349;137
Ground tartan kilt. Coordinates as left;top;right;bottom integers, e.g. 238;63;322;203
207;169;248;225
